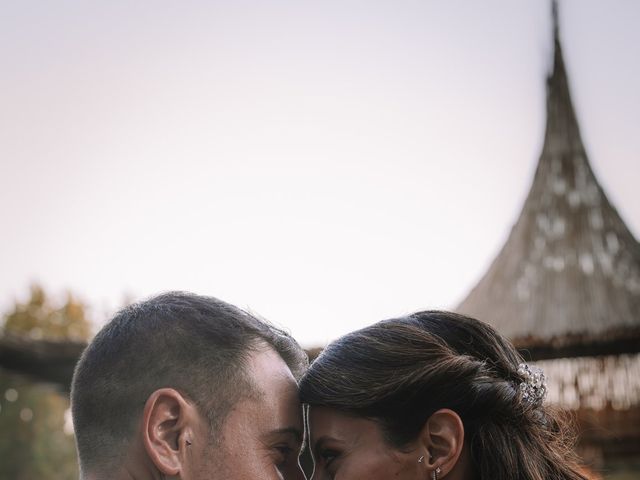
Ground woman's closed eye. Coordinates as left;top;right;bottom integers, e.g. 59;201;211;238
318;448;341;466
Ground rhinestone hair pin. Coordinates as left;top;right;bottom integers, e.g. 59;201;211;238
517;363;547;406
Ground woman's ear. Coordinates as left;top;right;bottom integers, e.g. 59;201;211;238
141;388;195;476
419;409;465;478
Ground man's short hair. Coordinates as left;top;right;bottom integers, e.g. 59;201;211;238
71;292;307;473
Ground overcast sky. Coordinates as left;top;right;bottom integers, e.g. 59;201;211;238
1;0;638;346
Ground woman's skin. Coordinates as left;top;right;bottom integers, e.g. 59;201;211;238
307;407;471;480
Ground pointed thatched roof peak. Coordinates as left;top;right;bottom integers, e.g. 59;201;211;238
457;2;640;359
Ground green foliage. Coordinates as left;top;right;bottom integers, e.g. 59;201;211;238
0;374;79;480
0;285;91;480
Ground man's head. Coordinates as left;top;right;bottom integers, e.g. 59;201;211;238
71;292;308;479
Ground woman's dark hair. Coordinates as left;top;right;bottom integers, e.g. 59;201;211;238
299;311;587;480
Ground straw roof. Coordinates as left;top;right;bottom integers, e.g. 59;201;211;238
457;7;640;360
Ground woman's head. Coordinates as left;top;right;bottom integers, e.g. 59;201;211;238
300;311;587;480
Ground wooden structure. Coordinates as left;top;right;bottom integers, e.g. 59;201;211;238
457;2;640;473
0;331;84;391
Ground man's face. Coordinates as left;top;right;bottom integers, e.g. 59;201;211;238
191;346;306;480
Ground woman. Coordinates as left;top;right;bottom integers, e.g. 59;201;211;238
299;311;588;480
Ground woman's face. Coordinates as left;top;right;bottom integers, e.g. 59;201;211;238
307;406;422;480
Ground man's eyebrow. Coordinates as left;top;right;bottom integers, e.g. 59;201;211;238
267;427;304;442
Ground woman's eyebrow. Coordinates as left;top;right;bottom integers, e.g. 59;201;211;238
313;435;343;451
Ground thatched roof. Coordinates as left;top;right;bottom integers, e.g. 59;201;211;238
457;6;640;360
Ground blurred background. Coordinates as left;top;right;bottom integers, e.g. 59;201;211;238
1;1;638;478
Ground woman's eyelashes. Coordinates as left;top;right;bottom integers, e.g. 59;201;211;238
318;448;341;467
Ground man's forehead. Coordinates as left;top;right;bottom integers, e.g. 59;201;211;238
219;346;303;438
245;346;298;395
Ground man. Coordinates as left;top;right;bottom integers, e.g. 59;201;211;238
71;292;308;479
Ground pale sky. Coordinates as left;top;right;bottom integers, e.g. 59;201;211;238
1;1;638;346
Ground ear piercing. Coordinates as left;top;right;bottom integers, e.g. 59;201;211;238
186;439;192;446
418;454;441;479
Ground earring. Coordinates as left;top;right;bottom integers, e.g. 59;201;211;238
432;467;442;480
418;455;424;463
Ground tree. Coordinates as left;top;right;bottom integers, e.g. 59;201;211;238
0;285;91;480
4;285;91;341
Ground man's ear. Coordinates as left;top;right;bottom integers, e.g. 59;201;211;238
418;409;465;477
141;388;195;476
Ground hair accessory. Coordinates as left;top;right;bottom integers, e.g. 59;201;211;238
517;363;547;406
